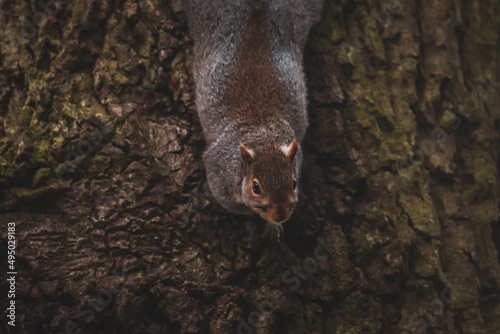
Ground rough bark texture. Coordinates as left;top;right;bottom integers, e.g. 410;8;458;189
1;0;500;333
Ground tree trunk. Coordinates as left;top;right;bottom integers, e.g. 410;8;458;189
1;0;499;333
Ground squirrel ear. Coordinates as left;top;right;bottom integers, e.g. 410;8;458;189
281;139;298;161
240;143;254;165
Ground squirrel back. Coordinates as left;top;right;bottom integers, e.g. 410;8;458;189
184;0;322;224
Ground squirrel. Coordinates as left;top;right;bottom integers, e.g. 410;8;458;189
183;0;323;224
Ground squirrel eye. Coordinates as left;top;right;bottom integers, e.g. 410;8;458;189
252;181;261;195
293;177;297;190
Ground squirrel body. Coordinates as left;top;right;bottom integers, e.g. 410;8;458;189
184;0;322;224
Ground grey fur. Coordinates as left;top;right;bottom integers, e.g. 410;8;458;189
183;0;322;216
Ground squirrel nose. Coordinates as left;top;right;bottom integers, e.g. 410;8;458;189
269;206;290;223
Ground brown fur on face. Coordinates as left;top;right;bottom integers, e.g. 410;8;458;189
241;143;298;224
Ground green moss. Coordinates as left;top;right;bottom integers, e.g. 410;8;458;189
317;1;346;43
412;237;441;277
397;178;441;238
429;153;454;175
132;21;155;61
472;148;496;191
31;139;51;164
328;292;383;333
32;167;52;187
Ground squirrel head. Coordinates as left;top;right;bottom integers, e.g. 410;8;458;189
240;139;299;224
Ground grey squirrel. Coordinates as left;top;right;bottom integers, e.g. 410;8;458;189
183;0;323;224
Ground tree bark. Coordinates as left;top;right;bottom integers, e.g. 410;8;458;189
1;0;499;333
